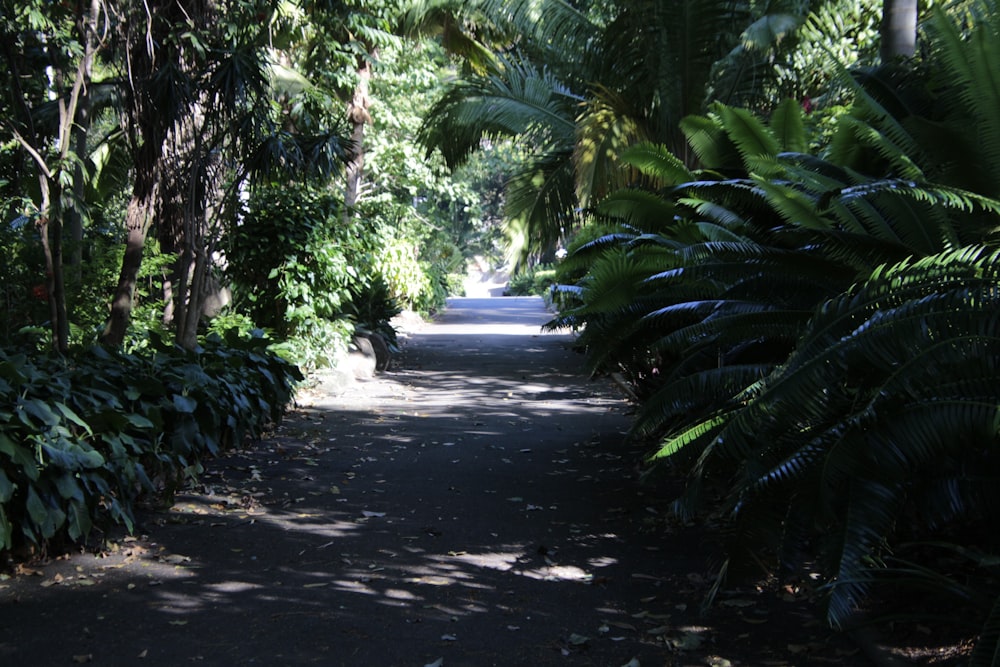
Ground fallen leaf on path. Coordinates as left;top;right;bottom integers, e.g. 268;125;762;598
424;660;443;667
670;630;704;650
441;634;457;641
161;554;190;565
607;621;637;631
71;654;93;663
621;659;640;667
568;633;589;646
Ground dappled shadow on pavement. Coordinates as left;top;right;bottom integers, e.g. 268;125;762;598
0;297;860;666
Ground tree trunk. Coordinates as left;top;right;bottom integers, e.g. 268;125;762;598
101;175;157;348
102;0;206;348
66;0;101;277
67;91;90;277
344;51;374;219
35;185;69;354
880;0;918;62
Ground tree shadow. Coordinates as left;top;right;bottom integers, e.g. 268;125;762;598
0;300;857;666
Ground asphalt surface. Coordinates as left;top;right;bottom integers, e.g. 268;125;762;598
0;296;860;667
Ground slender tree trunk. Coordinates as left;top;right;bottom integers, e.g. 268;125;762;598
102;170;157;348
47;208;69;353
67;0;101;278
344;51;374;219
880;0;918;62
35;174;69;353
67;94;90;277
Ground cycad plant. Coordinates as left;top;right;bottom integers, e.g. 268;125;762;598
552;2;1000;655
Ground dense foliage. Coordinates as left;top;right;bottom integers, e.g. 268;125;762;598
4;0;999;660
0;1;495;557
548;2;1000;659
0;332;300;554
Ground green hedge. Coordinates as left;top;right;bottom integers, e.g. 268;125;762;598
0;330;301;554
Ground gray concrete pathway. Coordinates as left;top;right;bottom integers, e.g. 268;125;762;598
0;297;856;666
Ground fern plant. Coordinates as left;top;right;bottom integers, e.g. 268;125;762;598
552;2;1000;654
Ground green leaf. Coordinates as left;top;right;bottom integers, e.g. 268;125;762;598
19;398;60;426
172;395;198;414
125;413;155;429
67;499;92;542
54;473;83;501
54;402;94;436
719;104;780;169
25;485;50;533
0;434;39;481
0;469;14;502
770;98;806;153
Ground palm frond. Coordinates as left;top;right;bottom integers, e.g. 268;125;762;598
717;104;780;174
825;478;905;627
769;97;807;153
574;87;648;209
680;113;741;171
618;142;695;186
924;3;1000;197
651;413;728;463
418;52;578;168
597;190;680;231
503;145;578;266
971;594;1000;667
632;364;773;439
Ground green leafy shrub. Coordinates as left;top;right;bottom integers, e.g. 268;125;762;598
506;264;557;297
347;275;402;349
0;219;51;345
550;4;1000;654
226;184;374;368
0;331;301;555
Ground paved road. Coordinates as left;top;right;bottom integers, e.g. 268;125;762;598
0;297;854;666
